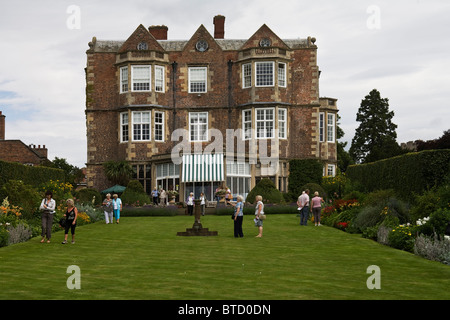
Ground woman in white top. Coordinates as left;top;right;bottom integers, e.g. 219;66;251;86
254;195;264;237
199;192;206;216
40;190;56;243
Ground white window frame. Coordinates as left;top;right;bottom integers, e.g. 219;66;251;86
242;63;252;88
120;112;129;143
154;111;165;142
242;109;252;140
327;164;336;177
327;113;335;143
120;66;128;93
155;65;165;93
189;112;208;142
278;108;287;139
255;61;274;87
132;111;151;141
131;65;151;92
255;108;274;139
188;67;207;93
319;112;324;142
278;62;287;87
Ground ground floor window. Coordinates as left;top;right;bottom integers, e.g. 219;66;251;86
132;164;152;194
156;163;180;201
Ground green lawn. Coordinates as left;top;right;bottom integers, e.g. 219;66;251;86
1;214;449;300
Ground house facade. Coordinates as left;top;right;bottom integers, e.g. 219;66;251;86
85;16;338;201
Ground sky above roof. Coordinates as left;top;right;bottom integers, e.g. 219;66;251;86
0;0;449;168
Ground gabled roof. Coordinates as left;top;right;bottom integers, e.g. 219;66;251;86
240;24;290;51
181;24;222;53
118;24;165;54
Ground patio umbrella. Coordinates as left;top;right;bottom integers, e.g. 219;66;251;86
101;184;126;194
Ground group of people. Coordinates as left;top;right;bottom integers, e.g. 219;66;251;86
102;193;123;224
297;189;325;226
229;194;265;238
39;191;79;244
39;187;324;244
185;192;207;216
151;187;168;206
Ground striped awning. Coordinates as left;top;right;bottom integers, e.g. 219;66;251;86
182;154;224;182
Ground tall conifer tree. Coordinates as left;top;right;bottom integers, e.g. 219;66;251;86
350;89;402;163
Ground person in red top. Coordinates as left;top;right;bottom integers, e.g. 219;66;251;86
311;191;324;226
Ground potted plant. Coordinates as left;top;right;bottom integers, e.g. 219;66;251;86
167;190;179;203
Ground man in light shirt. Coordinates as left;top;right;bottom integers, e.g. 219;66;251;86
297;189;310;226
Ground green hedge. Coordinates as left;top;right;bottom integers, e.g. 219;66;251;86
346;149;450;200
288;159;323;198
0;160;65;190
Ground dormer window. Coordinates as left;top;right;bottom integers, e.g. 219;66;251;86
137;42;148;50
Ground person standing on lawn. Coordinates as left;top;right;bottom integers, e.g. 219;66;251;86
102;193;113;224
233;195;244;238
186;192;195;216
40;191;56;243
112;194;122;224
254;195;265;237
62;199;78;244
311;191;324;226
297;189;310;226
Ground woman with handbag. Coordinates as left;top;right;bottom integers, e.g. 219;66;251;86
254;195;265;237
102;193;113;224
61;199;78;244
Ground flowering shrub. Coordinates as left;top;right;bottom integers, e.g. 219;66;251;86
388;224;417;252
0;197;23;227
321;173;347;198
75;211;91;226
337;222;349;231
40;180;73;203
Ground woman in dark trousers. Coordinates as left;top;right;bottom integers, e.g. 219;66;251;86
233;195;244;238
40;191;56;243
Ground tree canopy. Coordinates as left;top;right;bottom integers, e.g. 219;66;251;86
349;89;403;163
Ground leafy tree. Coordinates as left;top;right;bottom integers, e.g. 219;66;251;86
103;160;133;186
349;89;402;163
41;157;84;187
415;129;450;151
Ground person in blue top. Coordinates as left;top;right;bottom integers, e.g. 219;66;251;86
233;195;244;238
112;194;122;224
151;187;159;206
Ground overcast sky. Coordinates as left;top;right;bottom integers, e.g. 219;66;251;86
0;0;449;168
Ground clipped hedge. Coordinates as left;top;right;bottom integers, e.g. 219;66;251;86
0;159;65;190
288;159;323;199
346;149;450;200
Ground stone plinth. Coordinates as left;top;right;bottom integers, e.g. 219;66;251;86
177;199;218;236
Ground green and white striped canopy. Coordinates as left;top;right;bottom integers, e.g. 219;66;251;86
182;153;224;182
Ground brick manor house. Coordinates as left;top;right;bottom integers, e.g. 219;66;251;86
85;15;338;201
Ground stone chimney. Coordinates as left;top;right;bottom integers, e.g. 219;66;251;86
149;25;168;40
213;15;225;39
0;111;5;140
32;144;48;159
